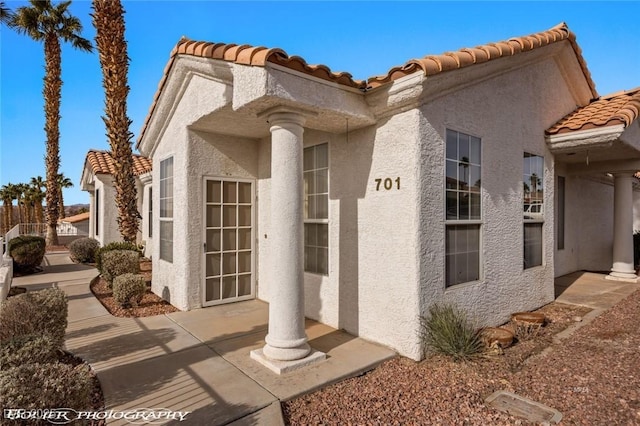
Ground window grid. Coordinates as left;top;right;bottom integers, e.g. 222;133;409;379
304;143;329;275
159;157;174;262
523;152;544;269
148;187;153;238
204;179;253;303
445;129;482;288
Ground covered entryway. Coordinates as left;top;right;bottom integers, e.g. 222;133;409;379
203;178;255;306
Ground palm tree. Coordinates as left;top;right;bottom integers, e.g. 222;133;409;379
92;0;139;242
9;0;92;246
0;184;14;234
1;2;13;25
14;183;29;224
55;173;73;219
3;183;19;228
30;176;47;224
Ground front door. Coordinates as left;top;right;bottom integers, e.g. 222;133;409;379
203;178;254;306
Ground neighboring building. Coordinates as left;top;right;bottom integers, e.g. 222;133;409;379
80;150;153;256
91;23;640;368
58;211;90;235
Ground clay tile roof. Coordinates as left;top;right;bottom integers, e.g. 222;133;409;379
366;22;597;95
546;87;640;135
137;23;598;147
59;211;89;224
86;150;152;176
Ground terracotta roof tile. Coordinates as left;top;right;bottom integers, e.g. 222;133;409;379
137;23;598;146
59;211;89;224
366;23;596;93
547;87;640;135
86;150;152;176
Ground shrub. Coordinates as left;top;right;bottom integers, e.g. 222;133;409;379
68;237;100;263
0;363;93;420
96;241;141;275
102;250;140;287
8;235;46;274
419;303;483;361
0;287;68;349
0;334;59;368
113;273;147;307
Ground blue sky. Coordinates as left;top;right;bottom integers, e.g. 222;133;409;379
1;1;639;206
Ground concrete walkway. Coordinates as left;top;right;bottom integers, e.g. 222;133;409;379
12;253;395;425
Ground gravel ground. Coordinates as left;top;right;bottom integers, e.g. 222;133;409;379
89;259;179;317
284;293;640;425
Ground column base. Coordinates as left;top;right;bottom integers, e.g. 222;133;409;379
250;348;326;375
605;271;638;283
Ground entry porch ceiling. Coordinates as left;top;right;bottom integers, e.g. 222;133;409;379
189;101;373;139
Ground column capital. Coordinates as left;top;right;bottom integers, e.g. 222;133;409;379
257;105;318;128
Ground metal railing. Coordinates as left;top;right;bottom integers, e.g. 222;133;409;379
2;223;88;253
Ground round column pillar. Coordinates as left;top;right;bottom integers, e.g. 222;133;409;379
262;110;310;361
609;174;637;280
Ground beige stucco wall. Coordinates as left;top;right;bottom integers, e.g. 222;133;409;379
93;175;120;247
415;55;579;330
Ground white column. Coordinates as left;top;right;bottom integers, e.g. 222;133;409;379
251;107;325;373
88;190;95;239
607;174;638;282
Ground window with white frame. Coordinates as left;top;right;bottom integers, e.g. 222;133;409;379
523;152;544;269
303;143;328;275
159;157;173;262
445;129;481;287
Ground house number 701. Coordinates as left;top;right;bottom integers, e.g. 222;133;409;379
375;177;401;191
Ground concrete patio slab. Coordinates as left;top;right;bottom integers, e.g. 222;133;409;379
97;345;277;426
209;318;396;401
228;401;284;426
166;300;269;344
555;271;638;310
66;314;202;372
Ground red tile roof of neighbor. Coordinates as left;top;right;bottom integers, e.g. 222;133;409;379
546;87;640;135
137;23;597;145
59;211;89;224
86;150;152;176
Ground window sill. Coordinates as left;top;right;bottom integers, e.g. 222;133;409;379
444;279;484;292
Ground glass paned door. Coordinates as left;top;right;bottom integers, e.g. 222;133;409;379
203;178;254;306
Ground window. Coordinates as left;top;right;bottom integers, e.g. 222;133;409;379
557;176;565;250
445;129;481;287
148;187;153;238
303;143;328;275
94;189;99;236
159;157;174;262
523;153;544;268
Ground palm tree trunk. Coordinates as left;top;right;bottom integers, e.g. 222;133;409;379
93;0;139;242
58;191;65;219
44;33;61;246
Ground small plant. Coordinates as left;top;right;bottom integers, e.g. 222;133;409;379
113;273;147;307
8;235;46;274
0;334;59;368
96;241;141;275
0;287;68;349
0;363;93;418
69;237;100;263
102;249;140;287
419;303;483;361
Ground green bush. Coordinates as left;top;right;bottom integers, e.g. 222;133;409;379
0;363;93;420
419;303;483;361
0;334;59;368
102;250;140;287
8;235;46;274
96;241;141;275
0;287;68;349
68;237;100;263
113;273;147;307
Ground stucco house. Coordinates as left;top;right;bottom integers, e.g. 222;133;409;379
80;150;153;256
86;23;640;370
